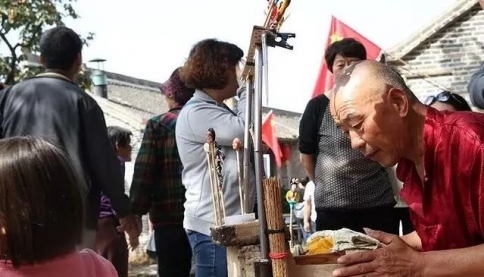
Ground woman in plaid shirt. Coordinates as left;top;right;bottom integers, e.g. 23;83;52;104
130;68;194;277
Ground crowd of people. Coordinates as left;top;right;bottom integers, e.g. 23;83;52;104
1;8;484;277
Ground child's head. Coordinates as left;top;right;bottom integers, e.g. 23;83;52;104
0;137;84;268
107;126;133;162
290;177;299;191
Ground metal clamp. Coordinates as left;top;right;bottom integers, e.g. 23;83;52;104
265;32;296;50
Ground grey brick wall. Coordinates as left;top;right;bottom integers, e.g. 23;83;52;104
390;5;484;107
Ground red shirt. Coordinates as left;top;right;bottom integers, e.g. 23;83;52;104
397;107;484;251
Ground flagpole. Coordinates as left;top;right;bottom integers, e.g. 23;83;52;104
241;24;294;277
263;37;269;107
243;76;253;214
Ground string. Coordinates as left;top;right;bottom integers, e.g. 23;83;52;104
269;252;288;259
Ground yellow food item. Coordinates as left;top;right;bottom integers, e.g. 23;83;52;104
306;236;334;255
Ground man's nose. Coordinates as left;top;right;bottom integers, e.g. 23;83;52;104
348;130;365;150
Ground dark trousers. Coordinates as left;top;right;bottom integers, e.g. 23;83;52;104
95;216;128;277
155;224;192;277
393;207;414;235
315;205;398;235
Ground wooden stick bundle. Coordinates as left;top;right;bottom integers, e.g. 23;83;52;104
204;129;225;226
263;177;288;277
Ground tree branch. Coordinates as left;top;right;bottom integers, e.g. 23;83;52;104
0;31;18;85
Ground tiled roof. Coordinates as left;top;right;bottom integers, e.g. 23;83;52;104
102;72;301;141
387;0;478;61
91;91;148;130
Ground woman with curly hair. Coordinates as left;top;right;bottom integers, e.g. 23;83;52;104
176;39;255;277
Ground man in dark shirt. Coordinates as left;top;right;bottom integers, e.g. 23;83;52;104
0;26;140;248
299;38;396;234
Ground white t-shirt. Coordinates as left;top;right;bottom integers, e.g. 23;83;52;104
386;166;408;208
303;181;317;222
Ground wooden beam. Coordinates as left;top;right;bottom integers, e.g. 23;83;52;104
210;220;290;247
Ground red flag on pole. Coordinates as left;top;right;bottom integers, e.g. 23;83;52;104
311;16;383;99
262;110;283;168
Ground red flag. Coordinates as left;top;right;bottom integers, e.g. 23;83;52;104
262;110;283;168
311;16;383;98
281;143;292;163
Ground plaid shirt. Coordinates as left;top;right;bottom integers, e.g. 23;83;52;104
130;107;185;226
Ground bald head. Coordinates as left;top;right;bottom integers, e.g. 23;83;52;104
334;60;416;100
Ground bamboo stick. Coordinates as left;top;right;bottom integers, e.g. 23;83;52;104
233;138;245;213
204;142;222;226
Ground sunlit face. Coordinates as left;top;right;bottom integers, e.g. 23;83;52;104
221;68;239;100
332;54;363;77
332;82;409;167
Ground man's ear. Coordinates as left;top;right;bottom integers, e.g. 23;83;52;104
388;88;409;117
75;53;82;67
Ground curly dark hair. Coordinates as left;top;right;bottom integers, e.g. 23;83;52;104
180;39;244;90
325;38;367;73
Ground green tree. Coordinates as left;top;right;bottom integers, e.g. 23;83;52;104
0;0;94;87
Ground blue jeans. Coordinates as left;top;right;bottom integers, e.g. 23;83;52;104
186;230;227;277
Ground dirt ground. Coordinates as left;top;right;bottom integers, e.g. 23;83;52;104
128;264;157;277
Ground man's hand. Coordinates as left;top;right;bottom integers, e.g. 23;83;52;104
118;214;142;238
303;219;312;233
333;228;424;277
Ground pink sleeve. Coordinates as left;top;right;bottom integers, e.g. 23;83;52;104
80;249;119;277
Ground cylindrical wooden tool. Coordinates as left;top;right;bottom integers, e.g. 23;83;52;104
233;137;245;213
263;177;288;277
205;129;224;226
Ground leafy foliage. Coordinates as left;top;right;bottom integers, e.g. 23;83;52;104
0;0;94;88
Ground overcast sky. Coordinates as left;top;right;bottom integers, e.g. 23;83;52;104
1;0;458;112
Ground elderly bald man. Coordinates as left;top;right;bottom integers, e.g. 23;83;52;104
330;60;484;277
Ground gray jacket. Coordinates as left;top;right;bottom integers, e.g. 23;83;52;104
175;87;255;235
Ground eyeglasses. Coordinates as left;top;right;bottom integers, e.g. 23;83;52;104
424;91;465;106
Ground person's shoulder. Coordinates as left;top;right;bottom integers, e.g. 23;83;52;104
307;181;315;190
306;94;329;109
442;111;484;144
79;249;118;276
301;95;329;122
